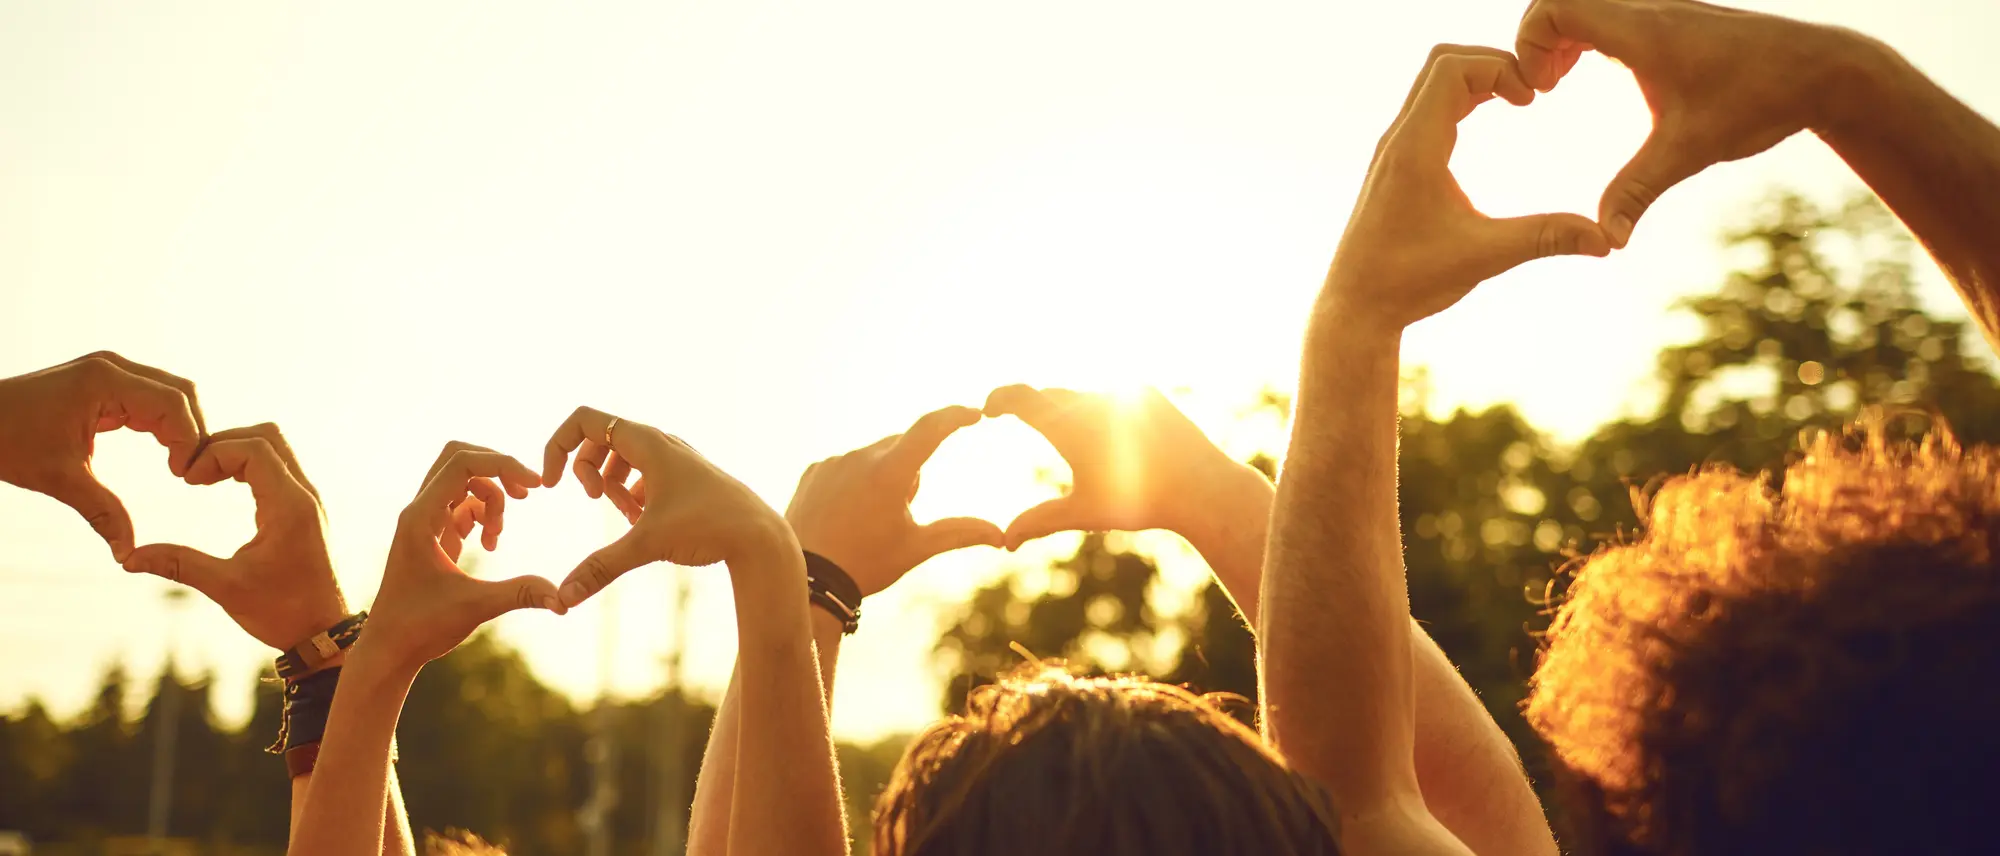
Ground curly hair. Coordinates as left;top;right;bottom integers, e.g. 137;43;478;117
871;663;1341;856
1527;419;2000;856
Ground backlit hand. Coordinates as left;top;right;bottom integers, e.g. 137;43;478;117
0;352;205;561
784;405;1002;597
1327;45;1609;332
1516;0;1861;246
983;385;1265;551
364;443;562;673
543;407;796;608
122;424;347;651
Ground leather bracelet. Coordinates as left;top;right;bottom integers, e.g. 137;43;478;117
275;612;368;680
267;666;342;755
804;551;862;635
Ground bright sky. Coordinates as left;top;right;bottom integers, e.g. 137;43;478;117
1;0;1992;744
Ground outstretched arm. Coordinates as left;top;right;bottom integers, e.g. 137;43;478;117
1515;0;2000;347
1261;45;1606;856
985;385;1554;856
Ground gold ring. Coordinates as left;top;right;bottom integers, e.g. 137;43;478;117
603;416;621;448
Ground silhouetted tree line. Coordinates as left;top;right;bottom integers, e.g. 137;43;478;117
6;192;1991;851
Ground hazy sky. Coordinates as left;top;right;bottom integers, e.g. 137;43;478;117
2;0;1993;744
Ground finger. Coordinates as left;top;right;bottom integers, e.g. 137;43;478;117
81;362;202;480
412;450;541;535
122;543;230;596
543;406;622;488
204;424;320;502
469;573;566;620
183;438;318;522
916;517;1006;561
440;504;468;562
42;469;136;561
1002;497;1086;552
984;384;1066;431
601;452;641;520
1478;212;1612;273
557;527;656;608
885;405;982;474
1517;0;1619;92
572;440;611;499
1391;44;1526;129
629;477;648;517
422;441;507;491
1411;53;1537;130
466;478;506;551
78;352;208;475
1598;130;1698;249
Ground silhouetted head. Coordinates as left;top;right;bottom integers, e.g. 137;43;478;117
1529;419;2000;856
872;663;1341;856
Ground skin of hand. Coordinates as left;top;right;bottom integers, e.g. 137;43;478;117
981;384;1271;552
1514;0;1869;247
544;407;848;855
362;443;565;674
0;352;206;561
121;424;349;651
783;404;1003;598
541;406;802;607
1261;46;1606;856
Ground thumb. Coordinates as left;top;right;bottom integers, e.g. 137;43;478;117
1003;498;1086;552
557;528;655;608
1483;211;1611;272
1598;130;1697;249
46;471;135;562
122;543;230;596
469;573;565;623
915;517;1005;561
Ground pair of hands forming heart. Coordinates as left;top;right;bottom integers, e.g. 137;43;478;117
1337;0;1867;319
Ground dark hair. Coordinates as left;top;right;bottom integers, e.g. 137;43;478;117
1528;419;2000;856
871;662;1341;856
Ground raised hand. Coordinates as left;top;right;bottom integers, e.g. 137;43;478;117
982;385;1268;551
543;407;797;608
121;424;348;651
0;352;205;560
784;405;1001;598
363;443;562;672
1515;0;1860;247
1327;45;1609;331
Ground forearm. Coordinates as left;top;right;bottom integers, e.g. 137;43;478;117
688;602;846;856
1180;465;1275;627
1410;625;1555;856
1813;31;2000;348
1259;308;1416;810
289;644;417;856
725;538;848;856
288;764;414;856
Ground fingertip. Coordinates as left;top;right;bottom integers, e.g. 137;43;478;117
559;580;589;609
1607;213;1634;249
539;595;566;615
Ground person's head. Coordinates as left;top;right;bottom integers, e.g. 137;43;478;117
872;663;1341;856
1528;419;2000;856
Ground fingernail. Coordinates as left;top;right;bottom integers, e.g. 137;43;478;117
112;542;133;563
560;582;586;607
539;596;561;613
1609;214;1633;248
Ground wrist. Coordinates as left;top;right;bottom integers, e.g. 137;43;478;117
343;633;425;688
1803;25;1907;138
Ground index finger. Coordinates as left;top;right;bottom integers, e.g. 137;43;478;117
1405;53;1537;149
543;406;625;487
884;405;983;474
184;438;318;520
91;366;203;477
412;450;541;535
1517;0;1610;92
80;352;208;474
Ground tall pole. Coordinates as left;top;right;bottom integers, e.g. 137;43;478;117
583;584;620;856
146;588;190;854
649;573;693;856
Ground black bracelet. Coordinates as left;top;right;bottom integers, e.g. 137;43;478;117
274;612;367;680
804;551;862;635
266;666;342;756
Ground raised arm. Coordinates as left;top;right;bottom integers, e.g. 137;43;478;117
544;408;854;856
1516;0;2000;346
659;406;998;854
985;384;1555;855
290;443;562;856
1260;46;1607;856
115;423;411;854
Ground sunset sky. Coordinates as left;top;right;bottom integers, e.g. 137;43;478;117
2;0;1993;744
